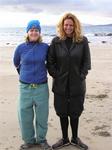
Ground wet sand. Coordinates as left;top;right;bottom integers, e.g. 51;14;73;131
0;44;112;150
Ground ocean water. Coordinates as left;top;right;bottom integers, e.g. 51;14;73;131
0;25;112;46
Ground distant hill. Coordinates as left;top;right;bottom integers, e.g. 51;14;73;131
83;24;112;27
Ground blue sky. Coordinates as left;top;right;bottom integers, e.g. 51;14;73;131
0;0;112;27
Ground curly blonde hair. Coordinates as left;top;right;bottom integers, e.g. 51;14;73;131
57;13;83;42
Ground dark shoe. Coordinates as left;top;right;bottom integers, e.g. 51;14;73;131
71;137;88;150
20;143;37;149
40;140;52;150
52;138;70;149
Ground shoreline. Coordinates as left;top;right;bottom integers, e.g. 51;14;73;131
0;39;112;47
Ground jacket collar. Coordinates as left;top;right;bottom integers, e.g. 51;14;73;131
54;36;77;52
61;39;76;52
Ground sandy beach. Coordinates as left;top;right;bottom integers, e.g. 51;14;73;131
0;43;112;150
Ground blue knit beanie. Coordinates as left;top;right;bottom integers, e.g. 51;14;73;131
26;20;41;33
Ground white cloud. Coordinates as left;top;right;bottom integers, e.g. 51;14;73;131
0;0;112;27
0;0;111;16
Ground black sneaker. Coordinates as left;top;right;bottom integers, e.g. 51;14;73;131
71;137;88;150
52;138;70;149
40;140;52;150
20;143;37;149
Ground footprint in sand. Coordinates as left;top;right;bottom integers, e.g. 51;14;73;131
86;119;93;123
94;125;109;131
50;118;53;121
98;131;111;137
54;127;57;130
48;122;53;127
96;82;100;83
86;94;108;100
95;94;108;99
98;105;104;107
92;124;111;137
89;112;93;114
91;86;95;88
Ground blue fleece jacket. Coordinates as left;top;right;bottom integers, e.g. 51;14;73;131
13;42;49;84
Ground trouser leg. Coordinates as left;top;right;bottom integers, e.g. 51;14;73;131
70;117;79;139
60;117;69;139
18;83;36;144
34;84;49;143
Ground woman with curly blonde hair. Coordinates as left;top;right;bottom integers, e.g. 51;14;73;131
47;13;91;150
57;13;83;42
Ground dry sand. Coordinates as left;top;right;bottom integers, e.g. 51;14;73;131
0;44;112;150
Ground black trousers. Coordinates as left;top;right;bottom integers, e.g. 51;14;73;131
60;116;79;139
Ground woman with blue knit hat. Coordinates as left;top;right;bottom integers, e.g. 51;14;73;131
13;20;52;150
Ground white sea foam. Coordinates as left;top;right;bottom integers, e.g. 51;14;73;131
0;25;112;46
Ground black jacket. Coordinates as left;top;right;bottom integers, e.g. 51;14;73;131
47;36;91;96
